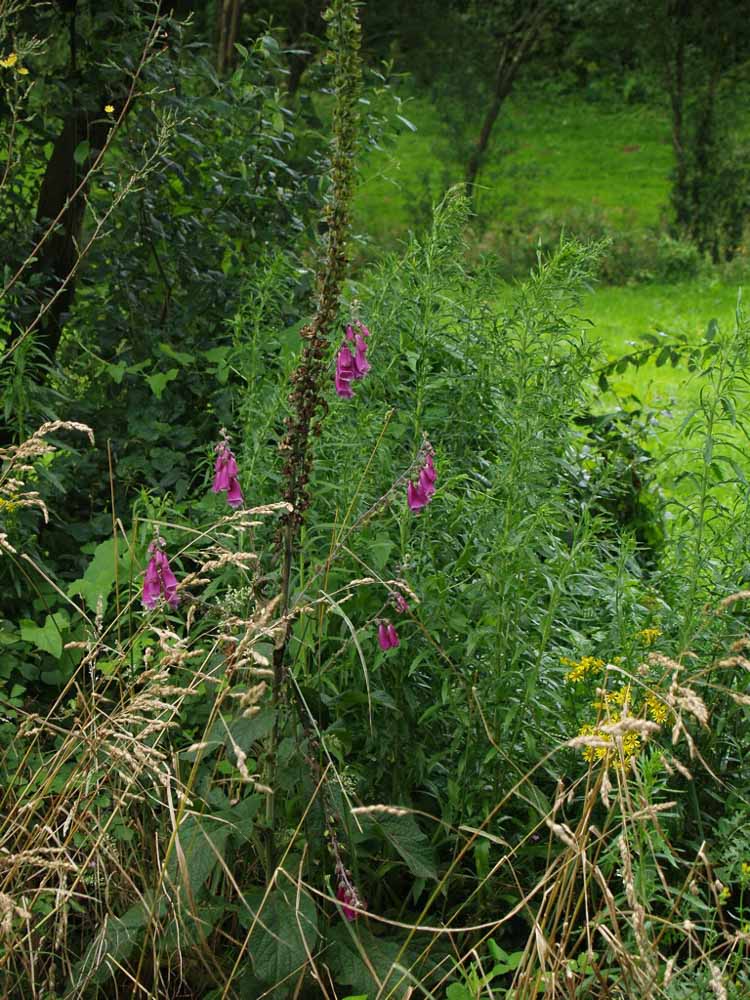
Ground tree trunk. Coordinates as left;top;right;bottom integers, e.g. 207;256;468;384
10;110;110;369
666;0;689;229
465;3;547;204
216;0;242;75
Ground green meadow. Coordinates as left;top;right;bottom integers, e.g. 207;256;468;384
356;86;749;468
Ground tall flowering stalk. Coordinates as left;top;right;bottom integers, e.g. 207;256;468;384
268;0;362;873
280;0;361;542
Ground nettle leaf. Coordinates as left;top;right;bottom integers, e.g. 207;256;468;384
73;894;165;988
369;533;394;571
73;139;90;165
359;812;437;880
20;611;69;660
68;538;131;612
242;881;319;988
146;368;179;399
326;924;422;998
167;811;232;898
181;707;276;762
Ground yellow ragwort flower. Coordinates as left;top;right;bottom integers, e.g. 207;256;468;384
578;715;641;767
645;691;669;725
0;52;18;68
104;104;115;114
562;654;605;683
17;66;28;75
637;627;662;646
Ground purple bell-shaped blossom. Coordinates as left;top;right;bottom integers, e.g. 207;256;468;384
335;870;365;922
393;593;409;613
407;479;430;512
377;622;390;650
335;321;371;398
213;440;244;508
142;541;180;610
407;451;437;513
353;332;370;378
378;620;399;650
336;883;358;921
335;344;356;398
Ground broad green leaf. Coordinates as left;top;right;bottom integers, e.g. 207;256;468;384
146;368;179;399
68;538;129;612
20;611;69;659
242;882;318;987
327;924;423;998
159;342;194;365
369;534;394;571
182;707;276;762
73;139;90;165
167;812;231;897
360;812;437;880
73;895;165;988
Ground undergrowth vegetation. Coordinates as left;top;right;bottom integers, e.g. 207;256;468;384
2;1;750;998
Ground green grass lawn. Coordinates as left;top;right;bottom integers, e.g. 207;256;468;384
358;83;750;488
581;278;745;406
355;88;673;246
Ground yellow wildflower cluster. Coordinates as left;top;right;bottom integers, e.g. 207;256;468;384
575;682;670;767
0;52;28;74
644;691;669;724
594;682;669;725
104;104;115;114
597;683;632;708
741;861;750;884
0;497;19;514
637;627;662;646
561;655;605;683
577;721;641;765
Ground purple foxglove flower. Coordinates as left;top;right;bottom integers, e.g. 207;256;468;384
335;344;356;398
213;446;237;493
142;544;180;610
408;452;437;512
419;466;436;499
378;622;391;650
352;334;370;378
226;475;243;508
213;441;244;508
386;623;399;648
407;479;429;512
335;371;354;398
142;556;162;609
394;593;409;613
336;882;358;922
335;322;371;398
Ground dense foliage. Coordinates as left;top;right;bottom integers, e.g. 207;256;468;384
2;2;750;998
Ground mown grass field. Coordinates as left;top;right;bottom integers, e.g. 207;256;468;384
356;86;750;477
355;87;674;243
